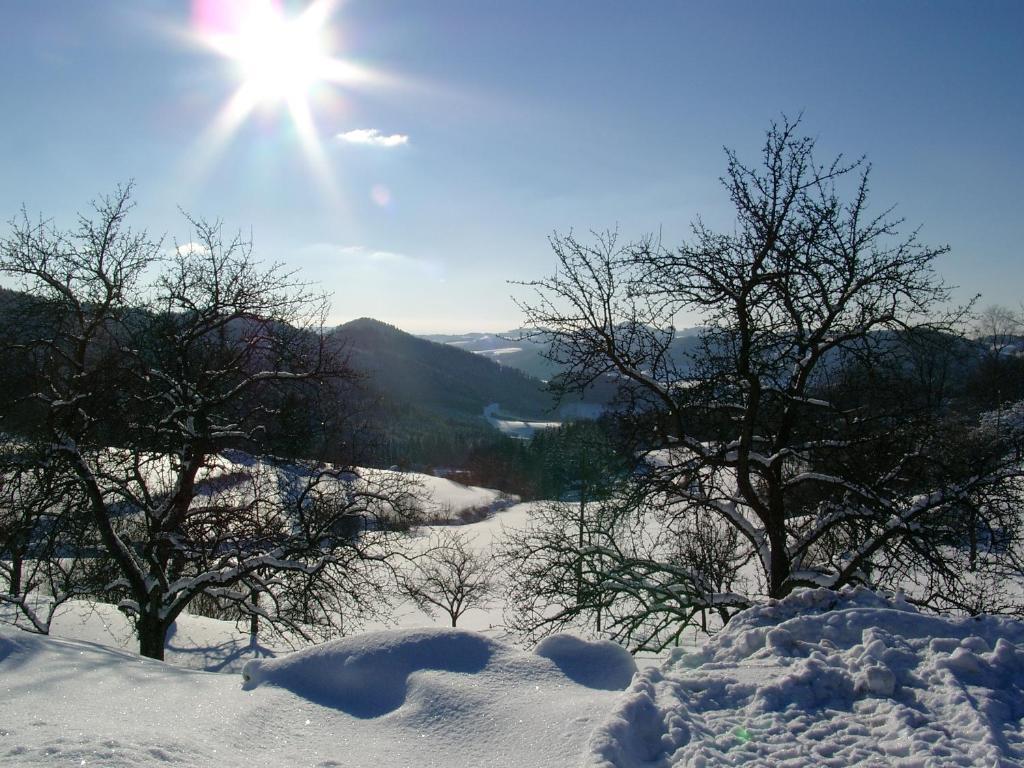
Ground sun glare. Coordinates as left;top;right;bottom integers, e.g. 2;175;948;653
185;0;380;213
217;4;328;104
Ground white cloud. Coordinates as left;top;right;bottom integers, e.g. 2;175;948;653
336;128;409;148
173;241;210;258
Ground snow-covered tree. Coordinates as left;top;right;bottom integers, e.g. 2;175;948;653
516;118;1023;617
0;186;420;657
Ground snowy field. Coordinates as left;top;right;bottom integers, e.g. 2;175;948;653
484;403;561;440
0;622;630;768
5;482;1024;766
406;469;513;521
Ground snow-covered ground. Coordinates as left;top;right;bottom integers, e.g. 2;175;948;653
475;346;524;357
589;587;1024;767
406;469;513;520
77;448;513;525
484;403;561;439
6;484;1024;766
0;621;631;768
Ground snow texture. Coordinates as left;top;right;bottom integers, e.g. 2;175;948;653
588;586;1024;767
8;512;1024;767
0;622;625;768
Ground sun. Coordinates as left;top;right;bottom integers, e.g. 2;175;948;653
186;0;379;208
213;2;330;105
185;0;401;218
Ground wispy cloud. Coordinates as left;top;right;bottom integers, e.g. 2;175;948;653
336;128;409;148
337;245;410;263
296;243;444;280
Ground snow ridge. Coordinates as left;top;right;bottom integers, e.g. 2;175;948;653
588;587;1024;767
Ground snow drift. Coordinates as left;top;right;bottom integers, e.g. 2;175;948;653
242;627;637;718
241;627;496;717
0;623;631;767
588;586;1024;766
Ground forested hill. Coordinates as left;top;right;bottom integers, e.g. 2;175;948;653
330;318;554;420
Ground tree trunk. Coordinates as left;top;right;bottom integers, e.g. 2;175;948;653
249;591;260;644
137;614;167;661
575;492;587;606
767;526;790;600
9;549;22;596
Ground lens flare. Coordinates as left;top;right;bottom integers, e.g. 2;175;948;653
370;184;392;207
185;0;384;218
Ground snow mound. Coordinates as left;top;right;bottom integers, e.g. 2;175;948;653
588;587;1024;766
534;634;637;690
2;622;621;768
0;629;25;662
242;627;495;717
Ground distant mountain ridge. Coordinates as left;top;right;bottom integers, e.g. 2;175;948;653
419;330;557;380
420;327;707;380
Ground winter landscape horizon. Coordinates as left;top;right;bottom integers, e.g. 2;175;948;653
3;2;1024;766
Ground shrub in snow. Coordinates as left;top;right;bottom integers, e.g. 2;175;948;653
402;529;496;627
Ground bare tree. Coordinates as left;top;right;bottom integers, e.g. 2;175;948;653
975;304;1020;354
403;529;495;627
516;118;1021;615
0;450;103;633
970;304;1024;409
500;488;750;652
501;498;615;642
0;187;419;657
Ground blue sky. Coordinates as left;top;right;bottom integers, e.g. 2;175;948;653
1;1;1021;332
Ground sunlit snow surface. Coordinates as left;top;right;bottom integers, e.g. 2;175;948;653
6;529;1024;766
588;587;1024;767
1;624;630;767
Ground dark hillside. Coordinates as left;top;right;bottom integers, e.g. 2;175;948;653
331;318;554;420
